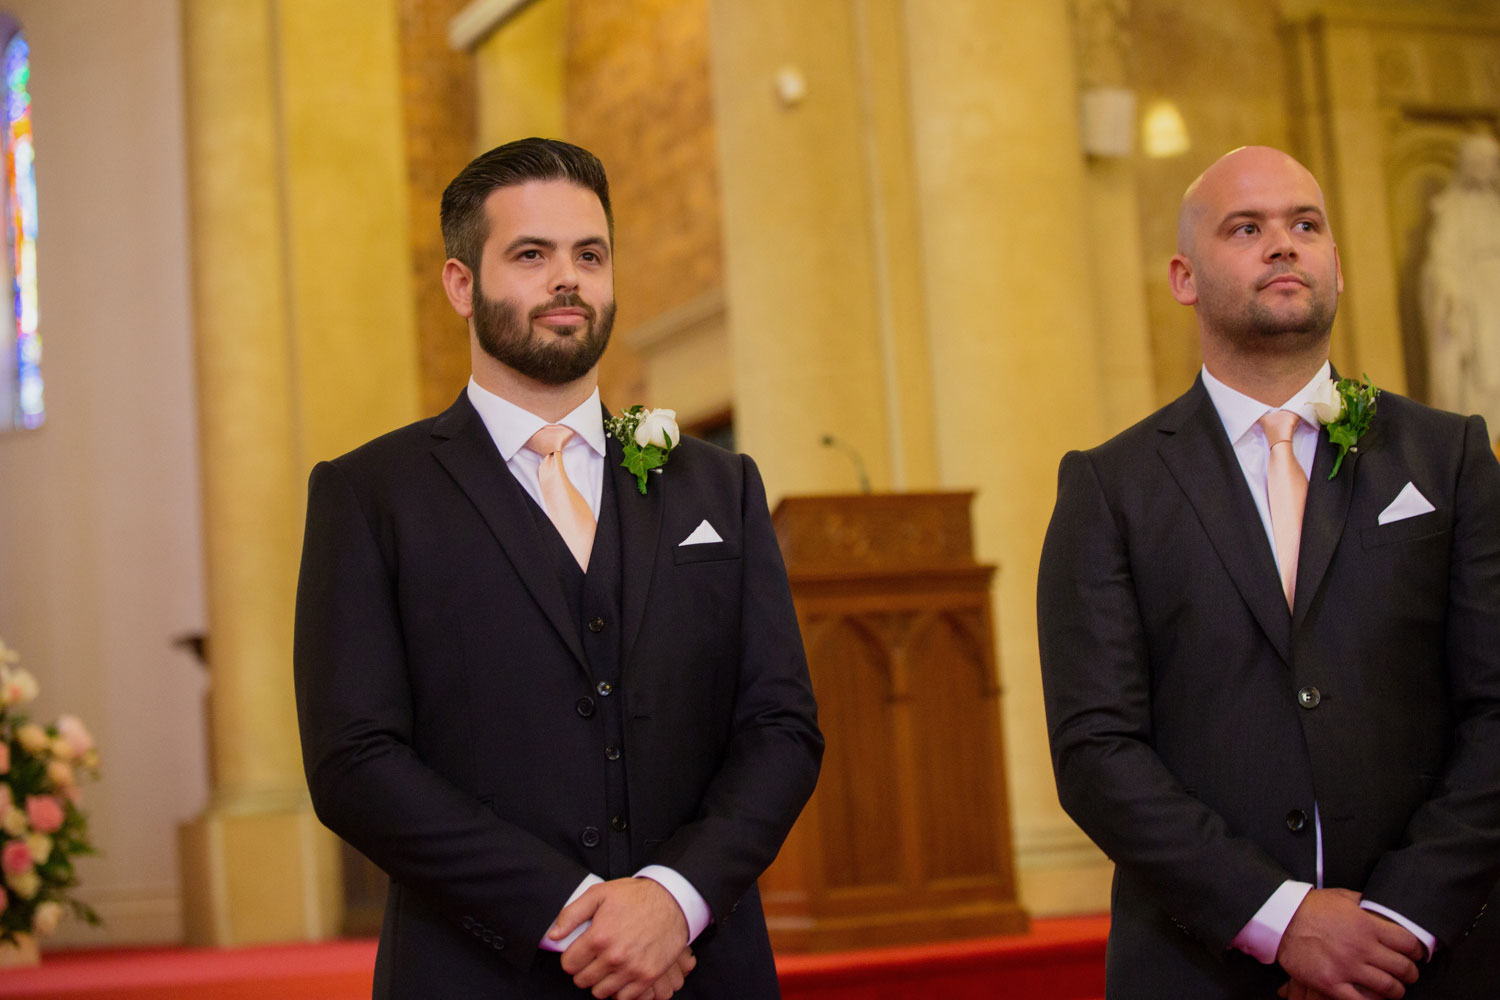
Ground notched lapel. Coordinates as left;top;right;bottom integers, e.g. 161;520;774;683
1157;383;1293;664
430;395;589;673
606;429;664;670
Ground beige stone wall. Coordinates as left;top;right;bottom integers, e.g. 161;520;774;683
1128;0;1294;405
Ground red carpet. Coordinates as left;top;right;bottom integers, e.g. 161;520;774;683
0;916;1107;1000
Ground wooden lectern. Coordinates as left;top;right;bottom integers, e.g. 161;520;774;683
761;493;1029;951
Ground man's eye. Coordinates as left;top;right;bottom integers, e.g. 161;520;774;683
1234;223;1258;236
517;249;541;260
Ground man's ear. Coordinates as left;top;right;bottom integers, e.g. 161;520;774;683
1333;243;1344;296
442;258;475;319
1168;254;1198;306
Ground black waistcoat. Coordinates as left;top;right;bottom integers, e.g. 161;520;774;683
523;463;632;878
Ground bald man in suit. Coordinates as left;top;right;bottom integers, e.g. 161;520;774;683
1038;146;1500;999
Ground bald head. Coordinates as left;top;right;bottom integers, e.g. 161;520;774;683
1166;144;1343;395
1177;146;1331;256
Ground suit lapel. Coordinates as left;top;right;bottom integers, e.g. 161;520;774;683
1292;415;1362;626
605;424;664;671
429;393;589;673
1157;380;1293;664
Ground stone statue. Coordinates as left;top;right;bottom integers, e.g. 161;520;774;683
1422;132;1500;444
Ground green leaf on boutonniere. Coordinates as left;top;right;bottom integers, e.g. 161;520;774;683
1316;373;1379;480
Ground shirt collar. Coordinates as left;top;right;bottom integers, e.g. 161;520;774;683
465;378;607;461
1201;361;1331;445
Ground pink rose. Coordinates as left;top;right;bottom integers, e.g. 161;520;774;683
56;715;94;757
1;839;32;876
0;883;7;917
25;795;63;834
0;742;9;774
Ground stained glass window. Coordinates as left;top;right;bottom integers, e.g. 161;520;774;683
1;27;38;431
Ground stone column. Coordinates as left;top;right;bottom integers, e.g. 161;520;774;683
902;0;1115;912
709;0;908;498
178;0;419;945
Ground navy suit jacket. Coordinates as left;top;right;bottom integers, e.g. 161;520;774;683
1038;378;1500;998
293;391;822;998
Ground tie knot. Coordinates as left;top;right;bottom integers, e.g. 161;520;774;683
1259;409;1301;448
525;424;574;458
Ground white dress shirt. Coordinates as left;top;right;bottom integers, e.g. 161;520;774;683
465;378;712;951
1200;364;1435;963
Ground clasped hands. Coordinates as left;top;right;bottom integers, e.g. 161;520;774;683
1275;888;1427;1000
549;876;697;1000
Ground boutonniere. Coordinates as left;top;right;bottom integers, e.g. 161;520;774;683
1311;374;1379;479
605;406;680;494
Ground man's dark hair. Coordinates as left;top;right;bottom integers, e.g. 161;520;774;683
440;137;613;272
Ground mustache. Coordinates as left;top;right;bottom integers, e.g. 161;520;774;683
529;292;596;321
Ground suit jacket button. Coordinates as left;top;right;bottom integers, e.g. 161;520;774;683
1297;686;1321;709
581;827;601;848
605;744;622;761
596;681;613;696
576;697;595;718
611;815;628;832
1286;809;1308;832
492;937;505;950
588;617;606;633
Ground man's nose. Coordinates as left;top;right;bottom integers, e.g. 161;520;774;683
550;257;579;294
1265;224;1297;260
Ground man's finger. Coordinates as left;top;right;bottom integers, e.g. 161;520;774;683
1372;919;1425;966
549;885;604;941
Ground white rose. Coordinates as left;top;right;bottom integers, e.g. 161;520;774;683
16;723;49;754
1311;378;1344;424
2;805;27;837
46;760;76;790
32;899;62;936
1;666;38;708
633;408;680;450
6;868;40;900
24;834;51;866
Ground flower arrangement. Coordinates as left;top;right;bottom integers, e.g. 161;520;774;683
605;406;681;494
0;635;100;953
1311;374;1380;479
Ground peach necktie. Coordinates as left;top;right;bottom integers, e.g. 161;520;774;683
524;425;596;570
1259;409;1307;610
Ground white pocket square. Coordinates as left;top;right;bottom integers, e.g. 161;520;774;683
679;520;723;546
1378;482;1436;525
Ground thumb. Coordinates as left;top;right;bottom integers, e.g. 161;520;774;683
548;886;603;941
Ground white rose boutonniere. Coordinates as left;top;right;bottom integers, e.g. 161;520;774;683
1310;378;1344;425
606;406;680;494
1315;374;1380;479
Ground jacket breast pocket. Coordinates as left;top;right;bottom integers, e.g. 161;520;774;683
673;540;741;565
1360;508;1451;549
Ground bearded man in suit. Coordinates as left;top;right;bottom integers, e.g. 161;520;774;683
293;138;822;1000
1037;145;1500;999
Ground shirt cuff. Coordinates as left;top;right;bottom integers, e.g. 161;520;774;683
1232;880;1313;964
1361;900;1437;960
635;864;712;945
538;873;605;952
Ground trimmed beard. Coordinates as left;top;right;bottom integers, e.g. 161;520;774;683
472;284;615;386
